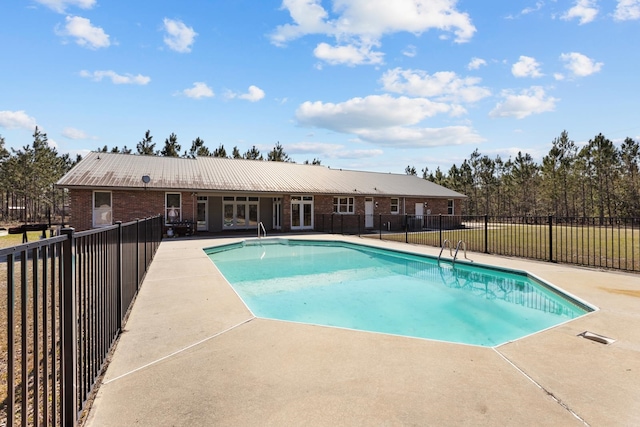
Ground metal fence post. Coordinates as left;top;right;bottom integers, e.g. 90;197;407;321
379;214;382;240
549;215;554;263
144;218;149;273
405;215;408;243
484;215;489;254
136;219;140;288
439;214;443;248
116;221;123;329
61;227;78;427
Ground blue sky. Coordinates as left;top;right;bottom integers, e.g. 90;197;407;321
1;0;639;173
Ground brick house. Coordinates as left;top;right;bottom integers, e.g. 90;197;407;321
56;152;466;233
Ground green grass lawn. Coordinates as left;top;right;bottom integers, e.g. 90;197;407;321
0;231;48;249
372;223;640;271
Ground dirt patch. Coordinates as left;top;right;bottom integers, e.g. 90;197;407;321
599;288;640;298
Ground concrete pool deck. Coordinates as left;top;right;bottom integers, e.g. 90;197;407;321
84;234;640;426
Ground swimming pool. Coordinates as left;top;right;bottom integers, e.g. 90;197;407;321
205;239;593;347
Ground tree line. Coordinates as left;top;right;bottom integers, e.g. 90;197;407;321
101;129;322;164
407;131;640;218
0;128;78;223
4;127;637;223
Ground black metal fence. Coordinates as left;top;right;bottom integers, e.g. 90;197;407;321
1;215;163;426
316;214;640;273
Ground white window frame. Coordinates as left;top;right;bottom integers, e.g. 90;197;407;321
333;196;354;214
447;199;454;215
166;192;182;224
390;198;399;214
92;191;112;228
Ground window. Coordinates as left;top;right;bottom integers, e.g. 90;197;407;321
166;193;181;223
93;191;112;227
333;196;354;214
390;198;399;214
447;199;454;215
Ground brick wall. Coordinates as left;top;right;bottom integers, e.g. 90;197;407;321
68;189;197;231
69;188;464;232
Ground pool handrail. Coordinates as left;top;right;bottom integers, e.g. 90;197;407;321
453;240;473;265
438;239;454;262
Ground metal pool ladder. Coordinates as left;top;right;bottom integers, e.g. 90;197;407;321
438;239;472;265
438;239;453;262
257;222;266;238
453;240;472;265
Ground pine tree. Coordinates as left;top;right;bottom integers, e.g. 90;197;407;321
267;142;292;162
160;133;181;157
244;145;263;160
137;130;156;155
213;144;228;158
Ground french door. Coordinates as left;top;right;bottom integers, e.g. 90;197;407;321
291;196;313;230
223;196;259;229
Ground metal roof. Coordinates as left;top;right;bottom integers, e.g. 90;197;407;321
56;152;466;198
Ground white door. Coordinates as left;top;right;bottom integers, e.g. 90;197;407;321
415;203;424;230
291;196;314;230
365;198;374;228
197;198;208;231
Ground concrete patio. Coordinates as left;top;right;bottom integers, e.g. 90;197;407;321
84;234;640;426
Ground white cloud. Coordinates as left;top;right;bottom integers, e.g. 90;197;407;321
355;126;484;147
0;110;37;130
56;16;110;49
559;52;603;76
380;68;491;103
163;18;197;53
521;2;544;15
512;55;544;78
614;0;640;21
489;86;558;119
79;70;151;84
402;45;417;58
181;82;214;99
296;94;457;133
294;94;481;147
467;57;486;70
226;85;265;102
240;85;265;102
35;0;95;13
562;0;598;24
61;127;95;139
271;0;476;65
271;0;332;46
287;142;383;159
313;41;384;66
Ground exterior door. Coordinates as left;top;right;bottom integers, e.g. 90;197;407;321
365;198;374;228
197;197;208;231
291;196;314;230
222;196;260;229
415;203;424;230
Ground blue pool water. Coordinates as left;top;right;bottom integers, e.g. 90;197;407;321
205;239;592;347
